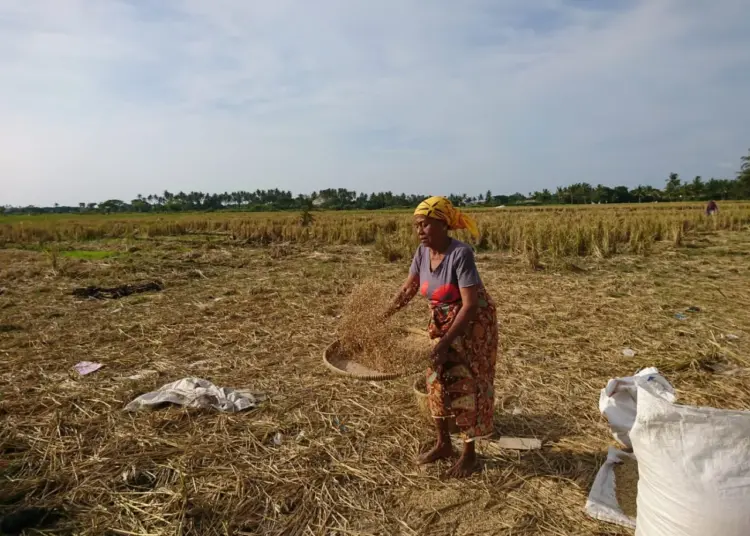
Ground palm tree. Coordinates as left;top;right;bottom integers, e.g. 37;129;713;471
665;173;681;201
690;176;704;200
633;185;645;203
740;148;750;172
738;149;750;195
555;186;567;204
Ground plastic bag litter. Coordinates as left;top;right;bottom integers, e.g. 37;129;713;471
598;368;675;449
125;377;266;412
585;447;637;529
74;361;103;376
630;375;750;536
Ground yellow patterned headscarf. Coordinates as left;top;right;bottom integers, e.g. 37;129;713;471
414;196;479;239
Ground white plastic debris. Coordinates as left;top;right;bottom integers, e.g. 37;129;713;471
125;377;266;412
622;348;636;358
273;432;283;446
74;361;103;376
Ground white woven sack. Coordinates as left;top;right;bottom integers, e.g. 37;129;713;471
631;375;750;536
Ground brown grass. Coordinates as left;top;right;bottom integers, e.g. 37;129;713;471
4;202;750;262
1;213;749;535
614;458;639;519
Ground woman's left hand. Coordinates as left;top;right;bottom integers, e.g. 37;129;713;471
430;341;449;371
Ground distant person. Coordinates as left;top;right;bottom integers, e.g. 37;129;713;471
385;196;498;478
706;200;719;216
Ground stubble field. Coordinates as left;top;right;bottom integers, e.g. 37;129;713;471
1;204;750;535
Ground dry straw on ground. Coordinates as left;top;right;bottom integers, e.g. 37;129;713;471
337;279;429;373
614;457;639;519
1;209;750;535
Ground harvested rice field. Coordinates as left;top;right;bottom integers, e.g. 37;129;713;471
2;208;750;535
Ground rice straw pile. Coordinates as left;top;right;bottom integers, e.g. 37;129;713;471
614;457;639;519
338;280;430;373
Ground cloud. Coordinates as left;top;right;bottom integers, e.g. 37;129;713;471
1;0;749;205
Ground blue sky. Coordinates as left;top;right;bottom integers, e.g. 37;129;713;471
1;0;749;206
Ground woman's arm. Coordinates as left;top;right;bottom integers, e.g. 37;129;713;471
385;273;420;318
431;285;479;364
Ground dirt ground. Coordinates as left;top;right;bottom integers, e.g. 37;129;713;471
1;230;749;535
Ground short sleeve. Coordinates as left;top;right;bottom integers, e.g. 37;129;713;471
409;246;424;277
454;247;481;288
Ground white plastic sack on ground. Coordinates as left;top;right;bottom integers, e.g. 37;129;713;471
585;447;637;529
125;377;266;412
631;375;750;536
598;367;674;448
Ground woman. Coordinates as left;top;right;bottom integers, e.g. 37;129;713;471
386;196;498;478
706;200;719;216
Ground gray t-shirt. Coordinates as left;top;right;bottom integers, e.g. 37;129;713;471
409;239;482;305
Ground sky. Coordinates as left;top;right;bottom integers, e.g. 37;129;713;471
1;0;750;207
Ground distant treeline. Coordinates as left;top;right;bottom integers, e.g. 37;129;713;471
4;150;750;215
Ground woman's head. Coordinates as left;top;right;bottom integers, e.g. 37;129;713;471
414;215;449;248
413;196;480;245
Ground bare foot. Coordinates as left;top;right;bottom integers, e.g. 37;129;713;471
417;442;454;465
445;447;477;478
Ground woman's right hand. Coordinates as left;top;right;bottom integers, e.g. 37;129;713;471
388;274;420;318
430;341;449;378
430;341;449;366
